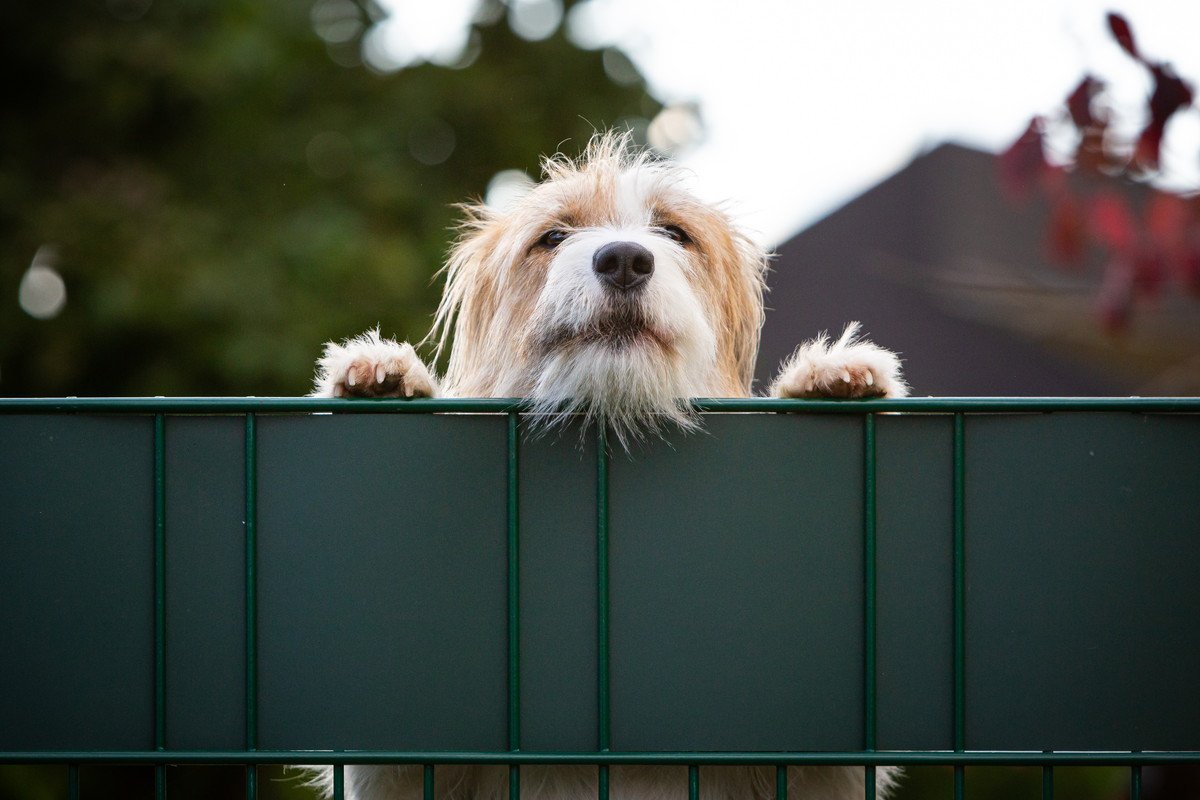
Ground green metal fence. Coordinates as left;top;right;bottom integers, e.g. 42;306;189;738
2;397;1199;800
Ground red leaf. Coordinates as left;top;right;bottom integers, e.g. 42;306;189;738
1133;119;1167;172
1107;13;1140;61
1089;191;1138;256
1145;192;1189;249
1148;65;1194;128
1066;75;1103;129
998;118;1048;200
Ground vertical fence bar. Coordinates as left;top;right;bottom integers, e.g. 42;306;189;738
154;414;167;800
245;413;259;799
68;764;79;800
1131;765;1142;800
333;765;344;800
775;766;787;800
688;765;699;800
424;765;435;800
952;413;966;800
1041;764;1053;800
508;412;522;800
596;423;611;800
863;414;877;800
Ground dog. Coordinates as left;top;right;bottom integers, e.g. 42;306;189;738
307;132;905;799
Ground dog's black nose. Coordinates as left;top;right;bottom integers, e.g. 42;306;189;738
592;241;654;291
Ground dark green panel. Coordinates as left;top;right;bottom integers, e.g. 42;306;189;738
255;414;509;750
966;413;1200;750
875;415;954;750
609;414;864;751
164;416;246;749
518;423;599;751
0;416;154;750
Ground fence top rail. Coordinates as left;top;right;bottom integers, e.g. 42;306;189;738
0;396;1198;414
1;750;1198;766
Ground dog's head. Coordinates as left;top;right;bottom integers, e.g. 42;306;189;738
430;132;768;438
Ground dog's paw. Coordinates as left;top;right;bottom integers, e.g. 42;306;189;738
770;322;908;399
311;328;438;399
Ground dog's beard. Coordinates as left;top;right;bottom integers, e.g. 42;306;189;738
525;295;713;446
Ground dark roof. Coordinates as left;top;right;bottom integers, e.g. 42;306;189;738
755;143;1200;396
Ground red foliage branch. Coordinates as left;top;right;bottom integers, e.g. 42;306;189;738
1000;12;1200;331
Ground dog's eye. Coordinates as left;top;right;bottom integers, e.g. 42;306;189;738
661;225;691;244
538;229;570;249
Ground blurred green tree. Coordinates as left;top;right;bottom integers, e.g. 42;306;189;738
0;0;658;396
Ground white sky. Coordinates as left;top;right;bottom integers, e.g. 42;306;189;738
377;0;1200;247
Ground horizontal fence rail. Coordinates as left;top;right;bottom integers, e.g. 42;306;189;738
2;397;1198;800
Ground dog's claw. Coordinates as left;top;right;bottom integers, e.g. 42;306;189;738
346;370;357;387
865;372;874;386
841;370;851;383
375;364;386;385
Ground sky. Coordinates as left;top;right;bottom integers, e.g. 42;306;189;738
373;0;1200;246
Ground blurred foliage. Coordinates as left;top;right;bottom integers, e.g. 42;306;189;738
0;0;657;396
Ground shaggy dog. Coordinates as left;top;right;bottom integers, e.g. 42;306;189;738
308;133;905;799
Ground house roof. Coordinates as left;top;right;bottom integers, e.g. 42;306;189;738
756;143;1200;396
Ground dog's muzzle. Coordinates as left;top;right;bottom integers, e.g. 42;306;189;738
592;241;653;291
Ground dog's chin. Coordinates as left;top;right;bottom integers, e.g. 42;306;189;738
526;316;701;445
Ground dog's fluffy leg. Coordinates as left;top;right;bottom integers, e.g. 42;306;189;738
311;328;439;399
769;322;908;400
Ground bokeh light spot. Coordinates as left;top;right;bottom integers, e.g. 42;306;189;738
19;248;67;320
485;169;536;210
509;0;562;42
409;119;457;165
648;104;704;156
311;0;363;44
602;48;640;86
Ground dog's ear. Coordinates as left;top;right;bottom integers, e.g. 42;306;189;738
426;202;503;365
728;230;770;391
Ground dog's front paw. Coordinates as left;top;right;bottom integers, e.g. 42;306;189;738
770;322;908;399
311;328;438;399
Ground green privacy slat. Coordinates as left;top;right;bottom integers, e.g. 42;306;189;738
0;415;155;750
517;422;598;751
608;414;864;751
245;414;258;753
254;414;508;750
863;414;877;753
154;414;166;756
596;424;611;754
874;415;954;750
965;414;1200;749
165;417;246;749
953;413;965;753
508;413;521;754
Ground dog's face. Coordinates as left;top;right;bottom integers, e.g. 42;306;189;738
432;135;767;437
